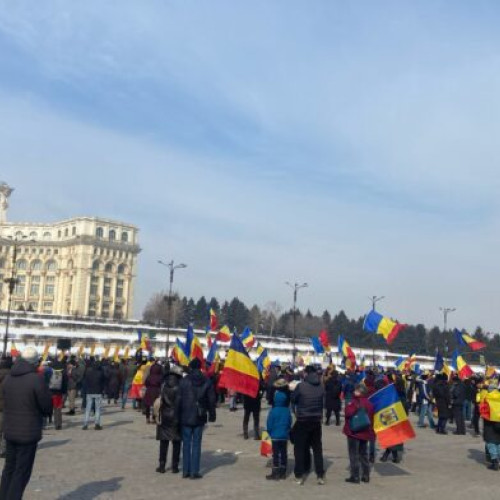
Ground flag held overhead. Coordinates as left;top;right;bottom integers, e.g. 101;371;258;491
363;310;407;344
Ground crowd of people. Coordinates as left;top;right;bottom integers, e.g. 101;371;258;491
0;347;499;499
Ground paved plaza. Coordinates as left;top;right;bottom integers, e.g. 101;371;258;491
15;402;493;500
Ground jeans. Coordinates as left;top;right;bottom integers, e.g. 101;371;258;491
84;394;102;426
486;442;500;460
347;437;369;480
452;405;466;434
182;425;204;477
0;440;38;500
463;400;472;421
418;403;436;428
159;440;181;469
293;420;324;479
472;404;480;434
437;417;448;433
121;382;131;409
272;440;287;469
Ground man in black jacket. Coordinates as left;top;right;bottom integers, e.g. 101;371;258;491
291;365;325;485
0;347;52;500
177;359;216;479
450;375;466;435
82;358;105;430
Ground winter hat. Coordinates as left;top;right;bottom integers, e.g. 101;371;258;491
189;358;202;370
169;364;184;377
21;347;39;365
304;365;316;374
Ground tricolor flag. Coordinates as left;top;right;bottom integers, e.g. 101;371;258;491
206;341;220;375
184;325;194;357
172;339;189;367
434;352;444;372
485;366;497;379
209;308;218;332
140;333;151;352
394;356;407;371
338;335;355;364
255;343;266;357
205;329;213;350
257;348;271;374
216;325;231;343
319;330;331;352
369;383;416;449
218;334;260;398
10;342;20;358
454;329;486;351
260;430;272;457
363;310;407;344
452;350;474;379
240;327;255;349
190;335;205;367
311;336;325;354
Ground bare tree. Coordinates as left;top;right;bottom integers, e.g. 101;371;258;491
142;291;182;326
262;301;282;337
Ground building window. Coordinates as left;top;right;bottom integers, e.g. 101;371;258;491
92;260;100;271
109;229;116;241
114;305;123;319
30;276;40;296
0;274;3;294
46;260;57;271
16;259;27;270
116;279;124;298
96;227;104;239
67;259;73;270
43;232;51;240
27;302;38;312
58;230;62;238
43;301;53;313
15;231;23;239
121;232;128;243
72;226;76;236
64;228;69;237
103;277;112;297
44;276;55;296
15;276;26;296
102;303;110;316
31;259;42;271
88;302;97;316
29;231;37;239
117;264;126;275
0;259;4;269
104;262;113;273
90;275;99;297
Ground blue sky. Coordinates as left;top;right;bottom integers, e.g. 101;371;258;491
1;1;500;332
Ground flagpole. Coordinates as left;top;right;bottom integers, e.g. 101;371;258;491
370;296;385;367
285;281;308;367
439;307;456;357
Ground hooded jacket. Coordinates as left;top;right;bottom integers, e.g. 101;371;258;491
266;390;292;440
177;369;216;427
291;372;324;421
3;359;53;444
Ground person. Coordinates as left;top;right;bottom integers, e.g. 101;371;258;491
433;373;451;434
129;361;147;411
177;358;216;479
120;359;136;410
242;381;263;440
0;347;52;500
480;381;500;470
144;362;163;424
48;358;68;430
66;358;83;416
106;361;122;405
416;374;435;429
450;375;466;435
323;366;342;426
266;383;292;480
464;378;474;423
0;356;13;458
82;358;105;430
343;384;375;484
156;364;183;474
291;365;325;485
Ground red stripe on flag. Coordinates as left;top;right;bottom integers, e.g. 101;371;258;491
386;324;407;344
218;367;259;398
377;419;415;449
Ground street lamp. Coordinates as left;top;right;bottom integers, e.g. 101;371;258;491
2;235;30;357
368;295;385;367
285;281;308;367
439;307;456;356
158;260;187;357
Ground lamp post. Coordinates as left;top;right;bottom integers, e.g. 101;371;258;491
369;296;385;367
285;281;308;367
3;236;28;357
158;260;187;358
439;307;456;356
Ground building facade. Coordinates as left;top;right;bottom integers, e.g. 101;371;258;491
0;183;141;319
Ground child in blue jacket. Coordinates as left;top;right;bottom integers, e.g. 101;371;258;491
266;389;292;480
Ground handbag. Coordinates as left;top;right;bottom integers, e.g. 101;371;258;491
349;406;370;433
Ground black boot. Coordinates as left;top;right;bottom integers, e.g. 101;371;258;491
345;476;360;484
266;468;280;480
156;462;166;474
279;467;287;480
488;459;500;471
392;450;401;463
380;450;390;462
254;428;261;440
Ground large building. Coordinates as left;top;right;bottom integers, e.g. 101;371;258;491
0;182;141;319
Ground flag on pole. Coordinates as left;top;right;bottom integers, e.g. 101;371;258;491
209;308;218;331
190;335;205;367
10;342;20;358
452;350;474;379
454;329;486;351
319;330;331;352
215;325;231;342
241;327;255;349
172;339;189;367
363;310;407;344
338;335;355;364
311;337;325;354
260;430;273;457
218;334;260;397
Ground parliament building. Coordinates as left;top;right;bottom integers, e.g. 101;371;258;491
0;182;140;319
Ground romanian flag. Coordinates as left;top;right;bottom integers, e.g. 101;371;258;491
311;337;325;354
209;308;218;331
10;342;20;358
369;383;415;449
184;325;194;357
216;325;231;343
454;329;486;351
206;328;213;350
218;334;260;398
113;346;120;363
364;310;407;345
190;335;205;367
486;366;497;379
319;330;331;352
260;430;272;457
172;339;189;367
257;348;271;374
434;352;444;372
394;356;407;371
255;343;266;357
206;341;220;375
42;343;51;362
241;327;255;349
338;335;355;363
140;333;151;352
452;350;474;379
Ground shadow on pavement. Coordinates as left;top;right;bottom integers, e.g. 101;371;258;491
373;463;411;476
201;450;238;474
38;439;71;450
468;448;486;465
57;476;124;500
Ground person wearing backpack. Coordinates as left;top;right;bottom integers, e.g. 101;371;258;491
343;383;375;484
82;358;105;430
155;364;183;474
48;359;68;431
